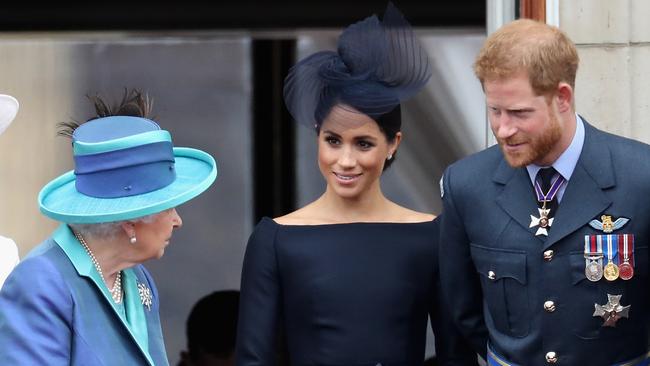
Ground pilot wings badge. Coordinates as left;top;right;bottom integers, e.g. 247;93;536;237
589;215;629;233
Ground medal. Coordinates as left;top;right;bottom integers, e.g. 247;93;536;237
584;235;604;282
593;294;630;327
530;171;566;236
603;262;619;281
618;262;633;280
603;234;619;281
586;259;604;281
587;214;635;281
530;208;553;236
618;234;634;280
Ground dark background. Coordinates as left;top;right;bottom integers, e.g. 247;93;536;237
0;1;485;31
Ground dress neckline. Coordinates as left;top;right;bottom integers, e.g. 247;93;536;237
264;216;437;227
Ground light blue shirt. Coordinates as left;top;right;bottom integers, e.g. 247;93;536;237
526;113;585;202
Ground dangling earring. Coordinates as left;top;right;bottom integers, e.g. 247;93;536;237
387;153;393;161
130;235;137;244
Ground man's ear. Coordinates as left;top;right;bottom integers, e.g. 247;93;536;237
555;82;573;113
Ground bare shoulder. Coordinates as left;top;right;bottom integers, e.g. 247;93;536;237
390;203;436;223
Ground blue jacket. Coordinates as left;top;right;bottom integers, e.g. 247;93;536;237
0;225;169;365
440;121;650;365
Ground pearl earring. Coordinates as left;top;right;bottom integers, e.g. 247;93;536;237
130;236;137;244
387;153;393;160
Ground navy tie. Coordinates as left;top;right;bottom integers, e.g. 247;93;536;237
536;167;560;218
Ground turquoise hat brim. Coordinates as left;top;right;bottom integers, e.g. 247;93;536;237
38;147;217;224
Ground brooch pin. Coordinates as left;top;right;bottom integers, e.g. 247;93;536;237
137;282;153;311
589;215;629;233
593;294;630;327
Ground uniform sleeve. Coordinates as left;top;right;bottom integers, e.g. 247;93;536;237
0;256;73;365
236;219;282;366
430;216;480;366
438;167;489;358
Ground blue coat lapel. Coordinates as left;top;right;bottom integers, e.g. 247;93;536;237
494;158;543;241
132;266;168;366
544;121;614;249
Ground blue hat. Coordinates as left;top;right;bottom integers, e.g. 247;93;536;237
38;116;217;224
283;2;431;129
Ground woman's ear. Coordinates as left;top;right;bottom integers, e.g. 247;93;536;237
390;131;402;156
120;221;136;238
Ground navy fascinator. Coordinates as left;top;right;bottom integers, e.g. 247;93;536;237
283;2;431;129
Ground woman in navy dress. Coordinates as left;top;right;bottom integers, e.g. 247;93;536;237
236;4;477;366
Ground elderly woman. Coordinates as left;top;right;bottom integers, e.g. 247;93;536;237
0;93;19;289
0;90;217;365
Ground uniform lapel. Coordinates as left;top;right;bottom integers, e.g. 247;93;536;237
544;122;614;249
494;158;542;240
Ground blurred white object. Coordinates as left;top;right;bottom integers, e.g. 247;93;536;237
0;94;19;135
0;236;19;289
0;94;20;289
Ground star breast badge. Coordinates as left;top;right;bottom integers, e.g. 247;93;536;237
593;294;630;327
137;282;153;311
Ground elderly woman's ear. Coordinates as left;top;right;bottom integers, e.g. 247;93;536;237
120;222;137;244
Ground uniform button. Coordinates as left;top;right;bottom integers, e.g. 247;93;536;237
544;300;556;312
543;250;554;261
545;351;558;363
488;270;496;280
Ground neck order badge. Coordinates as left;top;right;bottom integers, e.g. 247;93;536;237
529;168;565;236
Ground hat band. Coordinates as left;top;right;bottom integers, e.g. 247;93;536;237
74;141;176;198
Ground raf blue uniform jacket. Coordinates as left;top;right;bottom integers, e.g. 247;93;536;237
439;121;650;365
0;227;169;366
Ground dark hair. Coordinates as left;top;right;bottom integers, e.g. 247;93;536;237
315;102;401;170
186;290;240;360
58;88;154;138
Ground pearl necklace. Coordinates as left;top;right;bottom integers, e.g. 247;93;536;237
73;231;123;304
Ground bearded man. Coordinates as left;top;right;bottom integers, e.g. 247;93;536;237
439;19;650;365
